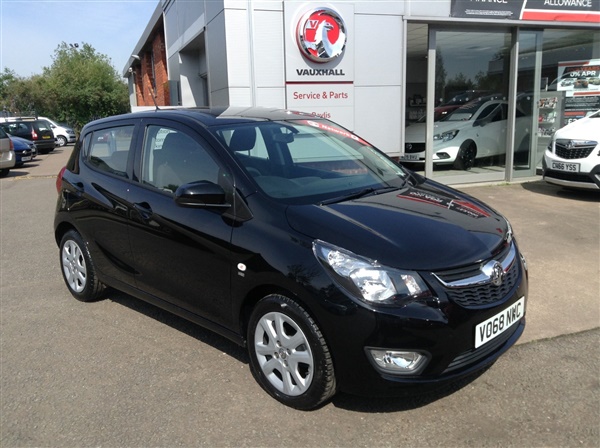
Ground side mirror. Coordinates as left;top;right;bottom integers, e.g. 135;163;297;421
174;181;231;209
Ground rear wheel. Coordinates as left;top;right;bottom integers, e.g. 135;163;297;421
0;169;9;178
247;294;336;410
59;230;105;302
454;143;477;170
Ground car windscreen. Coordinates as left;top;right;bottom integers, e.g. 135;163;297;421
212;119;410;204
36;120;53;132
440;101;483;122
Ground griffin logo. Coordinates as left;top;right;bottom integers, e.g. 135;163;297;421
296;8;347;63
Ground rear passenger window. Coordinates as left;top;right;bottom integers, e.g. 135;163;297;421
87;126;135;177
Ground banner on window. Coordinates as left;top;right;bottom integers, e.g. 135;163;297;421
451;0;600;23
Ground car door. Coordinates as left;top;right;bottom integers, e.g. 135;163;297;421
73;121;138;286
126;120;235;328
474;102;507;158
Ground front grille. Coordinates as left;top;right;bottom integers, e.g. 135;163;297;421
405;143;425;154
555;139;596;160
443;261;519;307
443;323;518;374
433;242;519;308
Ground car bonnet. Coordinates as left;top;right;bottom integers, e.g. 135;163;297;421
285;181;509;271
555;111;600;141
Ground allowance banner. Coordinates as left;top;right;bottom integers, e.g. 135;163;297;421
451;0;600;23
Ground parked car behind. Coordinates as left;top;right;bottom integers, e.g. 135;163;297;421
402;96;530;170
0;119;56;154
9;135;36;167
0;126;16;177
543;109;600;190
38;116;76;147
3;116;75;147
55;107;528;409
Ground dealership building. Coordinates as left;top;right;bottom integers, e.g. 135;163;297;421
124;0;600;185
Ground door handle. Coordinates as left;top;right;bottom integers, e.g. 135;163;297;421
133;202;153;221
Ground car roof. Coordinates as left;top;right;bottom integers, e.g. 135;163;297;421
84;107;317;130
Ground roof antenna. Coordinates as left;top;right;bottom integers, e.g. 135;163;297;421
149;88;159;111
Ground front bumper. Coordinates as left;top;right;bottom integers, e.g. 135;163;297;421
317;249;528;396
399;145;461;165
0;150;16;169
542;155;600;190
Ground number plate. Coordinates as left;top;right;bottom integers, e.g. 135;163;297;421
475;297;525;348
551;161;580;172
400;154;421;161
21;156;32;162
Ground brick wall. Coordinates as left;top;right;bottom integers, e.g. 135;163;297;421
134;24;169;106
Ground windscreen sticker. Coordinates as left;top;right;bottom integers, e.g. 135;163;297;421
299;119;368;145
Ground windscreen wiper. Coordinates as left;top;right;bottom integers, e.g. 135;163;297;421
319;186;401;206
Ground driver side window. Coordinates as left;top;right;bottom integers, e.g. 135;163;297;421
142;126;220;193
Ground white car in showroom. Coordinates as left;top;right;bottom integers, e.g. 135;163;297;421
401;97;530;170
543;110;600;190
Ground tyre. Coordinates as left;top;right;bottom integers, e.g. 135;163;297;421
57;135;67;147
59;230;105;302
0;168;9;178
247;294;336;410
454;143;477;170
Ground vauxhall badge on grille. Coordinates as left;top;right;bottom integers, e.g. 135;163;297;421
490;262;505;287
296;8;347;63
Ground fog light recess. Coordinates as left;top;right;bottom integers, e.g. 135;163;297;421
436;152;450;160
368;349;429;374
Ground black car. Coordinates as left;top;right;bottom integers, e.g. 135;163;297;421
54;107;528;410
1;119;56;153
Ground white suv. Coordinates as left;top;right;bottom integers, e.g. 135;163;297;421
38;117;76;147
543;110;600;190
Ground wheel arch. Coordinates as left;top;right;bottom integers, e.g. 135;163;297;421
55;221;77;246
461;139;477;152
238;284;321;348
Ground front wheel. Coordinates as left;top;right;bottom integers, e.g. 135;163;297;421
454;143;477;170
57;135;67;147
59;230;105;302
247;294;336;410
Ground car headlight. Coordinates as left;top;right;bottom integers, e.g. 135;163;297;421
313;240;432;305
433;130;459;142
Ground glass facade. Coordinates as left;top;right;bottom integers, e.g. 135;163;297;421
404;23;600;185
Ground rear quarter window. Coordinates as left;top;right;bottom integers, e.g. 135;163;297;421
86;125;135;178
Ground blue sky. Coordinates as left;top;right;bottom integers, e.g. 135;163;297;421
1;0;158;77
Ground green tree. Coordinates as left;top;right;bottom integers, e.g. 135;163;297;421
0;43;129;130
43;42;129;129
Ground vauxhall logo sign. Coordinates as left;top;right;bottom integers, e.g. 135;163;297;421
296;8;347;65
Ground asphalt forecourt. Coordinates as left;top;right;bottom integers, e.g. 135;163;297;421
1;150;598;446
